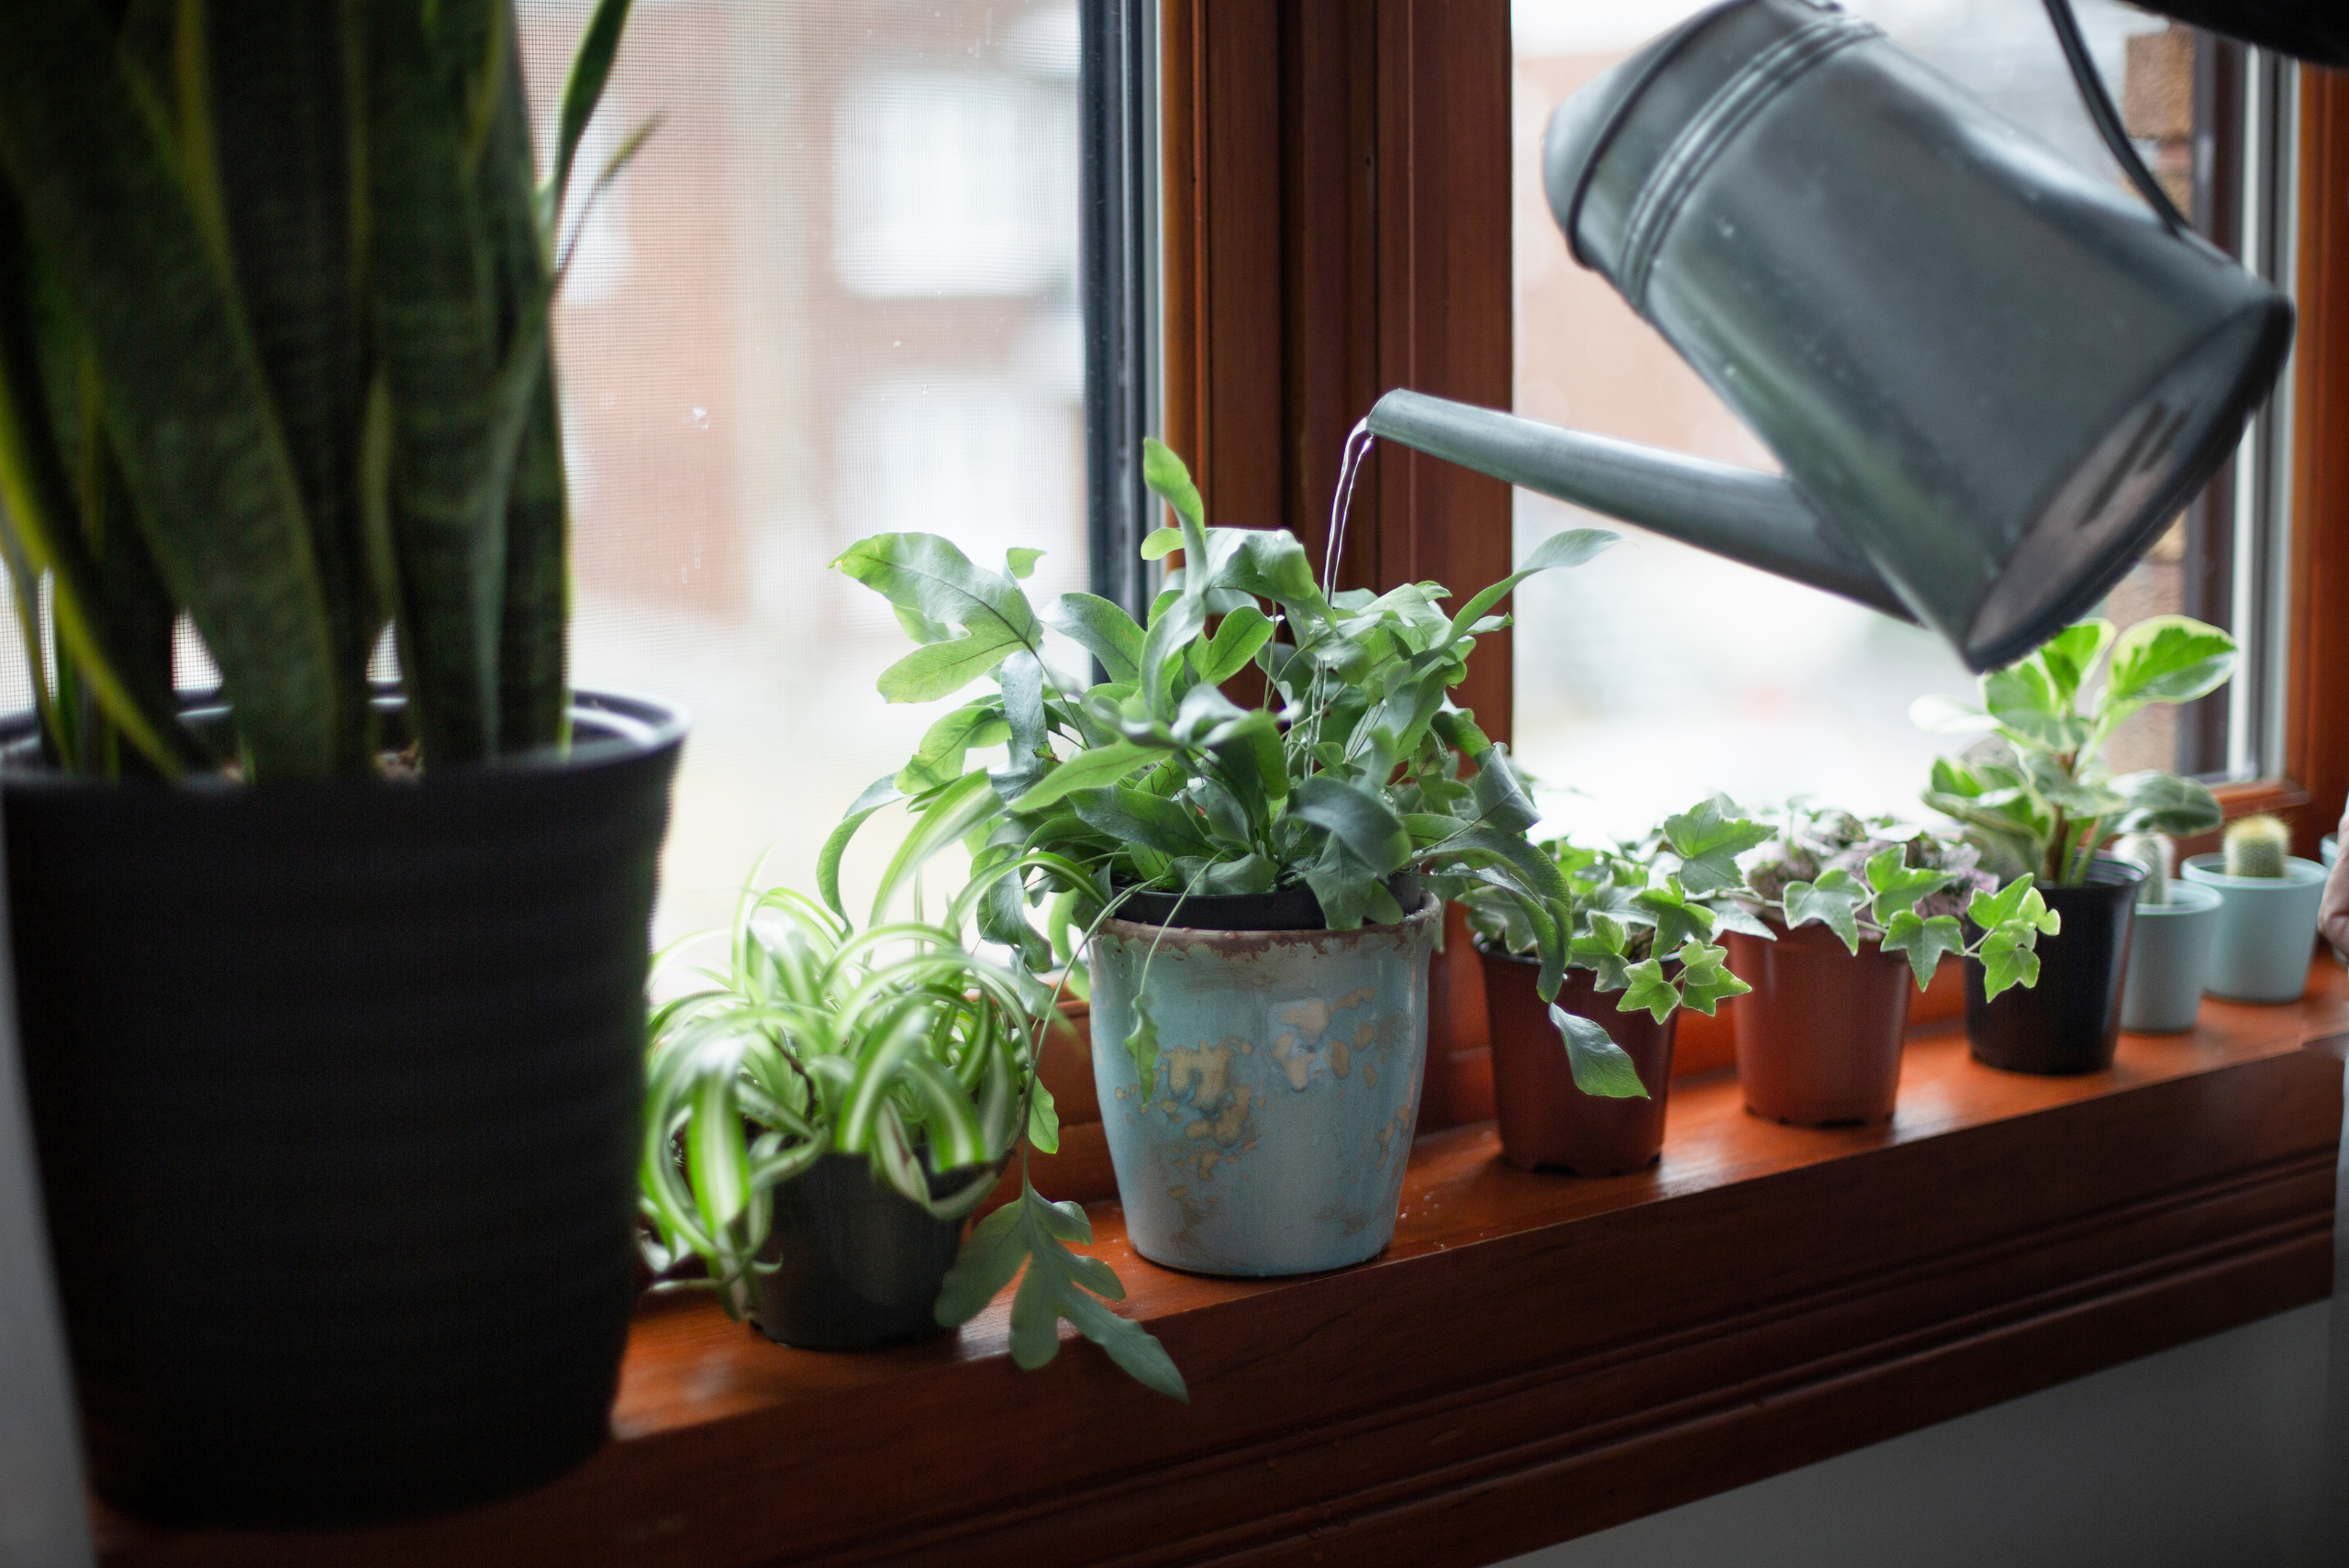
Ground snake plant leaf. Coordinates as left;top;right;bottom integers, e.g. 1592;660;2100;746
0;0;342;776
547;0;636;237
1443;527;1618;644
1879;908;1969;990
1552;1004;1649;1096
2102;614;2237;711
1661;794;1772;895
1673;940;1750;1016
1040;591;1144;683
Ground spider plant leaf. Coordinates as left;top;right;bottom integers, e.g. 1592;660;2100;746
0;0;342;776
819;773;904;920
871;768;1008;926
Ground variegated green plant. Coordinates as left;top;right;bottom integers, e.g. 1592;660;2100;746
1912;617;2235;886
1461;796;1766;1098
827;438;1617;1091
640;873;1186;1400
0;0;641;780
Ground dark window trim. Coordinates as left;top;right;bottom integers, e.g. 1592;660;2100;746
1080;0;1158;621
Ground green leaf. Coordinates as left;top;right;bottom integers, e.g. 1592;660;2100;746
1443;527;1618;643
1194;604;1274;686
897;699;1009;793
1005;547;1043;580
1861;847;1954;925
1135;587;1208;717
1011;740;1163;812
2036;618;2115;708
1673;940;1750;1017
1219;528;1326;610
819;773;904;918
1968;875;2061;937
1880;908;1967;990
837;532;1041;699
1550;1005;1650;1098
1616;959;1681;1024
1983;661;2087;751
1041;592;1145;684
1631;877;1716;952
871;769;1008;925
1292;773;1412;875
1976;925;2042;999
548;0;635;228
1141;436;1205;533
1662;794;1772;895
2109;769;2221;838
2102;615;2236;710
1074;785;1213;857
1781;870;1864;952
1139;526;1183;561
1123;991;1161;1092
1467;749;1541;834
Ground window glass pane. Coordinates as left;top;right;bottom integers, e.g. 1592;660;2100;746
515;0;1086;943
1509;0;2187;840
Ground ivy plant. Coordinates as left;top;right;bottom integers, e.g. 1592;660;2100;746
639;871;1184;1400
1912;617;2236;885
1460;795;1766;1097
1736;803;2057;996
826;438;1616;1090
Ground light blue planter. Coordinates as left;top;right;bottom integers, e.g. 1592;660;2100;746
2117;882;2221;1033
1086;898;1440;1276
2180;853;2327;1004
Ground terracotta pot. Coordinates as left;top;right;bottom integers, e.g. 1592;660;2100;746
1726;920;1913;1127
1476;946;1675;1174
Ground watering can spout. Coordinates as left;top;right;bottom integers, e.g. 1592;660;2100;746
1364;391;1915;624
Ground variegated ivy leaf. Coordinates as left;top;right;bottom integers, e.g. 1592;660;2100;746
1976;926;2042;998
1661;794;1773;895
1549;1005;1648;1098
1674;940;1749;1017
1781;868;1865;952
1861;847;1954;925
1569;911;1632;993
1968;874;2059;936
1617;959;1680;1024
1704;896;1776;941
1631;876;1716;952
1879;908;1968;990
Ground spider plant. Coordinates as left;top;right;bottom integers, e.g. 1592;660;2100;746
640;873;1186;1399
0;0;642;780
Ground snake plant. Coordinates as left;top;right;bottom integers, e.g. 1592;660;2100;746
0;0;639;781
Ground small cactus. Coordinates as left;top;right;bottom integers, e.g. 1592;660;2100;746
2222;814;2292;879
2111;832;2171;905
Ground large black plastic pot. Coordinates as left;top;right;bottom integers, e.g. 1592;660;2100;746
1964;856;2144;1075
751;1152;966;1351
4;691;683;1527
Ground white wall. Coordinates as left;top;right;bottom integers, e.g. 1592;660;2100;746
1502;1303;2334;1568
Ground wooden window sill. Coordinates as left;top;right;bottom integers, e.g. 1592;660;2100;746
97;966;2345;1568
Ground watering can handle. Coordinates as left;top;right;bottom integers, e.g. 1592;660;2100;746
1364;390;1917;623
2043;0;2193;239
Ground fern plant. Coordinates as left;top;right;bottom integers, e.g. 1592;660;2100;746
0;0;640;780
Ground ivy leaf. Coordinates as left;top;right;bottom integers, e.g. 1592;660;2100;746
1673;940;1750;1017
2102;615;2237;711
1782;868;1865;952
1968;875;2061;937
1662;794;1772;895
1880;908;1967;990
1631;877;1716;952
935;1180;1186;1401
1976;925;2042;999
1550;1005;1649;1098
1704;896;1776;941
1861;847;1954;925
1616;959;1681;1024
1041;593;1145;684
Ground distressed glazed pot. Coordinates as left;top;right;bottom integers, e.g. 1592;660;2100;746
751;1153;964;1351
1087;895;1440;1276
1477;945;1675;1173
1965;857;2143;1075
2118;882;2223;1032
6;692;681;1527
1726;919;1912;1127
2182;852;2328;1003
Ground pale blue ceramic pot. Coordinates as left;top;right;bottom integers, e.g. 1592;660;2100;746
2117;881;2222;1033
1087;896;1440;1276
2180;853;2327;1003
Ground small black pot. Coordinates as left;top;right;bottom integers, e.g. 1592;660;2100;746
1114;871;1421;931
1965;856;2145;1075
6;691;682;1526
751;1153;967;1350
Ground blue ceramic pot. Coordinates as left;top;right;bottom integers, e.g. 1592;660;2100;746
1087;896;1440;1276
2181;853;2327;1003
2117;881;2222;1033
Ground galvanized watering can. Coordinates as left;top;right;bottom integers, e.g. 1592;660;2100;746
1368;0;2294;672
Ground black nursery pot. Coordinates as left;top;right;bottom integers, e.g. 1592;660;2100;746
751;1152;967;1351
1964;856;2145;1076
1114;872;1421;931
4;692;682;1527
